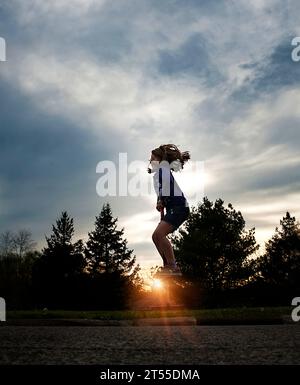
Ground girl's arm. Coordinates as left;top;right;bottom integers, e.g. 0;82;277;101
156;199;165;219
157;166;171;219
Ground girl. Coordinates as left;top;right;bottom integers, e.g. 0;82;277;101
148;144;190;275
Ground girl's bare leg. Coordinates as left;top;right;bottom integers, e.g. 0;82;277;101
152;238;168;266
152;221;176;266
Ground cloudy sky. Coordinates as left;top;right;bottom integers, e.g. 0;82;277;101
1;0;300;276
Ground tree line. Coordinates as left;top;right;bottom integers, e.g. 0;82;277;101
0;203;142;310
0;198;299;309
171;197;300;307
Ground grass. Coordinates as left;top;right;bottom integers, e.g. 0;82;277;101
7;306;292;321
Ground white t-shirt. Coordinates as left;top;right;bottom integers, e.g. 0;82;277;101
153;162;189;209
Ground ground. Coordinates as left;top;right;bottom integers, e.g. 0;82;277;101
0;324;299;365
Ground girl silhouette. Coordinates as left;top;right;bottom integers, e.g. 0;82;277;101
148;144;190;275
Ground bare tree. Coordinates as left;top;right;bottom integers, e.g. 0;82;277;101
0;230;36;259
0;231;15;258
13;230;36;258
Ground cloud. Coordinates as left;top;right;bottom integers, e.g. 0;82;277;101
8;0;107;24
233;40;300;102
201;92;300;204
158;32;224;86
1;46;208;160
1;0;300;267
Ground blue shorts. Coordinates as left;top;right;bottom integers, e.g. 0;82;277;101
162;205;190;231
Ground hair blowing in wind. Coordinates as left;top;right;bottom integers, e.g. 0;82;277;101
148;144;191;173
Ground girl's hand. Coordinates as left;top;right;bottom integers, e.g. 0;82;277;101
156;200;164;212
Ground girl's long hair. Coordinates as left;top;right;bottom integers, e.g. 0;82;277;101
148;144;190;173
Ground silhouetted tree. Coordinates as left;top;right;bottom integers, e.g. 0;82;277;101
43;211;85;275
85;203;136;275
255;212;300;289
172;197;259;291
33;211;85;308
13;230;36;258
0;231;16;258
0;229;36;259
0;229;38;308
84;203;139;309
0;249;39;309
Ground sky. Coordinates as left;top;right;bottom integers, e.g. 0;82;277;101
1;0;300;277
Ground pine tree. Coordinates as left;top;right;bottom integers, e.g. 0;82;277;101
171;197;259;290
33;211;85;307
85;203;136;276
256;212;300;288
42;211;85;277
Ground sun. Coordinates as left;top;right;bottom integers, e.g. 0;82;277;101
152;278;164;290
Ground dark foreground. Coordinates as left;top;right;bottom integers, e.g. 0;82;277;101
0;324;299;365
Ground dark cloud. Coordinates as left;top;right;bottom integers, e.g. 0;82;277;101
1;0;300;258
264;116;300;149
158;33;224;86
232;38;300;101
243;165;300;193
0;79;111;237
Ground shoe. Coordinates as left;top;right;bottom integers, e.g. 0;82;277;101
158;265;182;276
169;266;182;276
